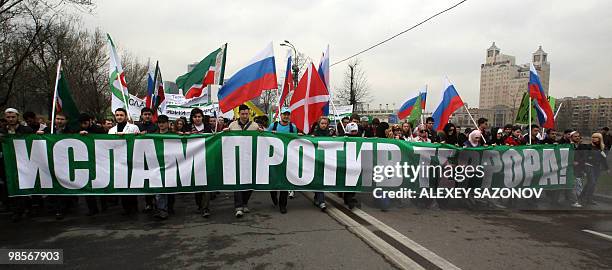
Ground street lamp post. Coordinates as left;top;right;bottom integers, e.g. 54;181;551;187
280;40;299;89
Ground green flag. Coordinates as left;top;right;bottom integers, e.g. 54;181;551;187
406;95;422;125
176;44;227;99
56;71;80;130
515;92;530;124
515;92;556;125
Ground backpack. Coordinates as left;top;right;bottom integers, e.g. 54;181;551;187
272;121;294;133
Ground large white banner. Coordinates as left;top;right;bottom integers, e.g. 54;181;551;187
126;94;233;121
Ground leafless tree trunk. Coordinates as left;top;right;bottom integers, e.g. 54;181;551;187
0;0;94;108
335;58;371;112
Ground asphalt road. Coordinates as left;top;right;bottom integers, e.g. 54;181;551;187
356;193;612;269
0;193;395;270
2;192;612;269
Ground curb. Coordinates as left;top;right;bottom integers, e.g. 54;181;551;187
594;193;612;204
301;192;425;270
303;192;461;270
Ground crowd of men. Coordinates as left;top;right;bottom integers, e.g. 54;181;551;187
0;105;610;222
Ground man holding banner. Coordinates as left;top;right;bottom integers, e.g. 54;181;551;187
108;108;140;215
226;104;261;218
267;107;298;214
1;108;34;222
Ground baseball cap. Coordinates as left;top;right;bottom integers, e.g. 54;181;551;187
281;107;291;114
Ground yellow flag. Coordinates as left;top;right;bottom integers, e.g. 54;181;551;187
232;101;265;120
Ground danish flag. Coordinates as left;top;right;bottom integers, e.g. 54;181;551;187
289;63;330;134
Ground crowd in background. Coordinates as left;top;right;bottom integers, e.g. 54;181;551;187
1;106;610;222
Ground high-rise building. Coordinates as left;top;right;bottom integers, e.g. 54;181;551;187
555;96;612;136
187;62;198;73
479;42;550;110
163;81;179;94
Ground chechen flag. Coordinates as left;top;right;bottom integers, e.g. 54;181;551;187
176;44;227;99
289;63;330;134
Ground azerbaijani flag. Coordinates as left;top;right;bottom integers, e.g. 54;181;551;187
217;43;277;113
431;78;465;131
107;34;130;113
528;63;554;129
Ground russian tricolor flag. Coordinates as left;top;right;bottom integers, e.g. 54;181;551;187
218;43;277;113
529;63;554;129
275;50;293;117
318;45;330;115
431;78;465;131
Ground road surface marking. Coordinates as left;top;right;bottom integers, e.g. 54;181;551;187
323;193;461;270
582;229;612;242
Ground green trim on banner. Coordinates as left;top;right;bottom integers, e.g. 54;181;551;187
1;131;574;196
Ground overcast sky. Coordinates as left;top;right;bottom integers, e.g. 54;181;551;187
79;0;612;112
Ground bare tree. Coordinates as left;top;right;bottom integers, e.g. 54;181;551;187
335;58;371;112
259;87;279;115
0;0;94;108
121;52;148;97
1;7;148;120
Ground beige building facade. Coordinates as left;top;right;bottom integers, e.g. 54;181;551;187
479;42;550;110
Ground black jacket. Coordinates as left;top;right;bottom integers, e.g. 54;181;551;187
573;143;591;177
585;145;609;172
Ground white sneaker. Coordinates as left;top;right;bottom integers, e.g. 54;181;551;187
288;191;295;199
571;202;583;208
319;203;327;211
235;208;244;218
242;207;250;213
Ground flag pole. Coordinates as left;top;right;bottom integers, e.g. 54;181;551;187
528;92;532;145
275;87;281;122
421;85;427;125
554;102;563;120
50;60;62;134
214;106;220;133
118;71;131;121
328;92;345;134
463;103;486;144
151;61;159;110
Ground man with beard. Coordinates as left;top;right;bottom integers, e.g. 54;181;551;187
77;113;108;216
108;108;140;215
0;108;34;222
36;112;75;220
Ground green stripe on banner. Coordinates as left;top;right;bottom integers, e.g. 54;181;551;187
1;131;574;196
